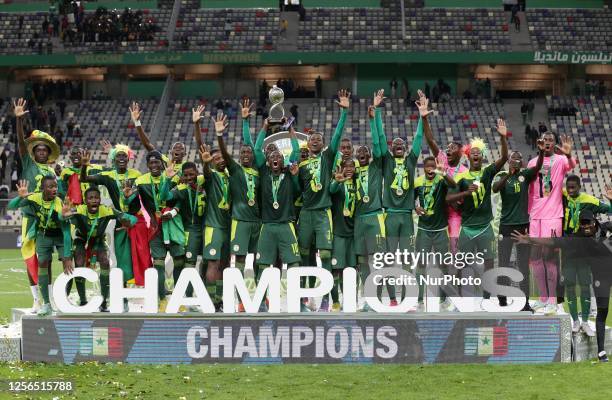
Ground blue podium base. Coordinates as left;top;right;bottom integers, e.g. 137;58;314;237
21;313;572;364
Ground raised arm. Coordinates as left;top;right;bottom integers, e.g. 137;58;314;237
410;116;424;158
329;89;350;153
289;162;300;191
555;134;576;170
192;104;205;152
198;144;213;177
416;89;437;157
241;98;255;148
369;106;381;159
13;98;29;158
529;139;545;176
372;89;388;154
8;180;31;209
494;118;509;172
436;158;456;188
79;149;95;183
254;118;269;168
214;112;232;167
130;102;155;152
288;125;300;164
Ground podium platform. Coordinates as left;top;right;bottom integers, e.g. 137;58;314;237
20;312;573;364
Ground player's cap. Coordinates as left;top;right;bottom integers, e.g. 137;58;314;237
579;209;596;223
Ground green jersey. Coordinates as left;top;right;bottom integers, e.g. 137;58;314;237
89;168;141;213
204;169;231;229
355;157;383;217
21;153;56;192
228;159;260;222
455;163;498;228
259;167;298;223
134;173;170;219
330;180;356;236
161;175;206;230
563;190;612;235
495;168;537;226
15;193;64;233
382;152;419;211
9;192;72;257
414;175;450;231
66;204;134;242
298;108;347;211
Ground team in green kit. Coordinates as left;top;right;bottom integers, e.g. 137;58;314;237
10;88;612;317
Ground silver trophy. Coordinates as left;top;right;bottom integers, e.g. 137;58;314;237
268;85;286;123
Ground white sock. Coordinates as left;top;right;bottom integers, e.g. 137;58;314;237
48;284;56;309
30;285;40;302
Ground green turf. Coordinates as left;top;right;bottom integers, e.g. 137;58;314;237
0;249;32;324
0;362;610;399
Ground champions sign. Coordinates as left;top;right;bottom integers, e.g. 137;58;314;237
21;315;569;364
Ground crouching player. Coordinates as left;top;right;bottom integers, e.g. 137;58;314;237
414;156;457;309
329;160;357;311
9;177;73;316
562;175;612;331
60;186;137;311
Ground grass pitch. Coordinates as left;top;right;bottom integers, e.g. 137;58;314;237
0;362;610;399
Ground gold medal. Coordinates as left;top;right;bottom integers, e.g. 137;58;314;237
343;209;351;217
363;195;370;203
396;188;404;196
273;201;280;209
248;199;255;206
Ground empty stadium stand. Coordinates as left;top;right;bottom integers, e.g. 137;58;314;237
173;2;280;52
547;95;612;201
527;8;612;52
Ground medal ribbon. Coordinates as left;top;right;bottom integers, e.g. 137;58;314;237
468;170;484;209
112;170;129;212
452;163;461;177
390;158;409;192
356;165;369;200
543;155;555;194
85;211;100;248
41;198;57;231
243;167;258;205
423;176;441;213
150;174;164;212
343;181;355;217
308;156;322;192
271;173;284;206
215;170;230;210
187;185;201;225
565;198;580;232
